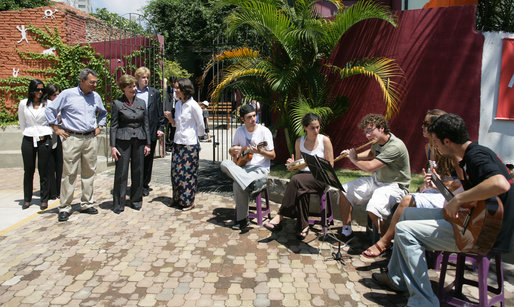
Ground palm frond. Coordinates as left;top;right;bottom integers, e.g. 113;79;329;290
322;0;398;52
327;57;404;119
210;67;268;102
288;95;335;138
201;47;261;88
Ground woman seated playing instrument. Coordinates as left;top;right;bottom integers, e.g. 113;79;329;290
263;113;334;240
362;109;462;258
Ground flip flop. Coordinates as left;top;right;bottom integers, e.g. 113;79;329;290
362;243;389;258
296;227;310;241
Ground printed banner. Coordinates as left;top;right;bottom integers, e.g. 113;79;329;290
496;38;514;120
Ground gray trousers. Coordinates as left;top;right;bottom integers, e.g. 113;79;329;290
220;160;268;221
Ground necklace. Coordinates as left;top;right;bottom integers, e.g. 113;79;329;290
124;96;134;106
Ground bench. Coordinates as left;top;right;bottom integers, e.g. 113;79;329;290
208;101;233;124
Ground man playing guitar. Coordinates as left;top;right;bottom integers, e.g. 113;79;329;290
372;113;513;306
220;104;275;231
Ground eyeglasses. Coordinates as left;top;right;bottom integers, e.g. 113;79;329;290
364;127;377;135
88;80;98;85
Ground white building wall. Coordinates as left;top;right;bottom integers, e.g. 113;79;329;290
479;32;514;166
52;0;92;14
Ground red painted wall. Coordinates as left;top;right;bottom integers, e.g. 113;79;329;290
276;6;483;173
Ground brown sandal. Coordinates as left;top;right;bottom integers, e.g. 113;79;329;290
362;243;389;258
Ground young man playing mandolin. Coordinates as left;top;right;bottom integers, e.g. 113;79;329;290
220;104;275;231
338;114;411;242
372;113;513;306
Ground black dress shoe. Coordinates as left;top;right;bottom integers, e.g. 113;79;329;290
22;202;30;210
142;188;150;196
80;207;98;214
231;218;248;230
58;211;70;222
113;206;124;214
40;202;48;210
371;272;403;292
131;202;142;211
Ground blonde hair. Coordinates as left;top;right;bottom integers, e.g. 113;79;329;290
135;67;150;80
119;74;137;90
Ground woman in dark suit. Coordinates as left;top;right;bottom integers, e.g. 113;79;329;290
110;75;151;214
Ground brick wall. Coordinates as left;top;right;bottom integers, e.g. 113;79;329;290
0;3;116;111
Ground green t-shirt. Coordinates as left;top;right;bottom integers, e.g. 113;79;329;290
372;133;411;189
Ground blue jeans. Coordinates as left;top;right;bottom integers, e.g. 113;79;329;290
387;207;460;306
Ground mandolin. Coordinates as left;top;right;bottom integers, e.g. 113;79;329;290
233;141;268;167
431;169;503;255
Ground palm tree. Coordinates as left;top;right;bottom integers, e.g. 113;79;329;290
203;0;404;153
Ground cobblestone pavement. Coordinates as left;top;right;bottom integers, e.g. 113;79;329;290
1;158;513;306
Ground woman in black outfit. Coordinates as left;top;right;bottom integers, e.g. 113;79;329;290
110;75;151;214
18;79;54;210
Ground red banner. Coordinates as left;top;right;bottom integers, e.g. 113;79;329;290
496;38;514;120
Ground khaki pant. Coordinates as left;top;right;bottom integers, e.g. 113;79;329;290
59;134;97;212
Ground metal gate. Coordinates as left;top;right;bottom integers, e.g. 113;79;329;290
206;35;273;163
98;13;165;160
206;35;241;163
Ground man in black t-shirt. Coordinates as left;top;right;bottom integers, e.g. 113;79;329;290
371;113;513;306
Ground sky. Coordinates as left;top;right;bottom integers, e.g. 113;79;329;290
92;0;150;17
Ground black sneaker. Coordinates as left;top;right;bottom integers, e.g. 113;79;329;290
231;218;248;231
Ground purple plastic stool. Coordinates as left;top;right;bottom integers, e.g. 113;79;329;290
307;190;334;234
247;186;271;225
430;251;477;271
437;252;504;307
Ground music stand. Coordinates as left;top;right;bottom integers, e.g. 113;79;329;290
301;152;349;264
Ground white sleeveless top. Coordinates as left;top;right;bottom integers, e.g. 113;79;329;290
299;134;325;172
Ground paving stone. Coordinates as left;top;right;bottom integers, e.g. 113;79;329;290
1;164;513;307
138;294;156;306
155;288;174;301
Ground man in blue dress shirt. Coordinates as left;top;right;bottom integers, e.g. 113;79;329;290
45;68;107;222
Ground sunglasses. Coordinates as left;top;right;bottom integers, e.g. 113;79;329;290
34;88;44;92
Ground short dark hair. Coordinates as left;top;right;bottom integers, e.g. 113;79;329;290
239;104;255;118
177;78;194;101
302;113;320;127
44;84;60;100
168;75;178;84
358;113;389;134
428;113;470;145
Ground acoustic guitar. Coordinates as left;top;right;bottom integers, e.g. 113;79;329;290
233;141;268;167
431;169;503;255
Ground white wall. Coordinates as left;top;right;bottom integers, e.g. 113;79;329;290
403;0;429;10
479;32;514;166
